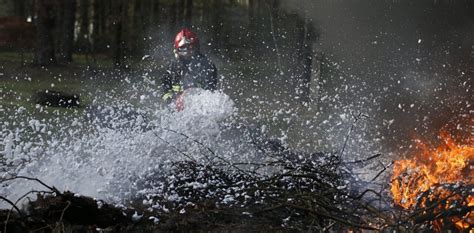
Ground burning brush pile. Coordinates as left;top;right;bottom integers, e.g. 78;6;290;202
391;130;473;231
0;129;472;232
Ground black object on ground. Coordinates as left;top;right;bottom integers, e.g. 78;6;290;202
33;90;80;108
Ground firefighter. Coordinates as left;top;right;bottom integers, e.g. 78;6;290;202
161;28;218;110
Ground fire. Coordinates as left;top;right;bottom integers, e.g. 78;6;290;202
391;130;473;230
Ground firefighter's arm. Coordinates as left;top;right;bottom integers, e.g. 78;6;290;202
162;63;181;101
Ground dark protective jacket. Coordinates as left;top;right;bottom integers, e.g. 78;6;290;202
161;53;218;96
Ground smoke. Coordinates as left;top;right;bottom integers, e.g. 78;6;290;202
284;0;473;153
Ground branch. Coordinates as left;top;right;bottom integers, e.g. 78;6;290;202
0;176;60;194
0;196;22;216
282;203;379;231
340;112;368;159
57;201;71;225
371;161;392;181
152;130;198;163
344;153;382;164
159;128;248;174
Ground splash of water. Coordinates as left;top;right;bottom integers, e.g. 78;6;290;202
1;89;260;206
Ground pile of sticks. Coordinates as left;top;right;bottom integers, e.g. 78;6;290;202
0;149;385;232
2;146;469;232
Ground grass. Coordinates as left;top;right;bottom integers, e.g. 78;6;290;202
0;51;159;106
0;52;117;139
1;66;85;111
0;51;338;151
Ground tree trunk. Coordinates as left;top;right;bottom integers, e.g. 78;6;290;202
13;0;28;18
253;0;265;54
124;0;136;63
310;51;323;107
138;0;147;29
211;0;223;52
177;0;185;28
169;1;177;32
248;0;256;34
184;0;193;27
148;0;154;25
98;0;108;37
77;0;90;52
57;0;76;64
35;0;56;66
248;0;255;23
93;0;101;37
269;0;282;74
147;0;160;26
92;0;100;49
112;0;124;68
30;0;37;21
295;10;316;104
467;0;474;20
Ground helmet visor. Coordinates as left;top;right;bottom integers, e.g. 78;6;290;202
177;44;193;57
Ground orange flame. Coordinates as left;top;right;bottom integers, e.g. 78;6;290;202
391;130;473;230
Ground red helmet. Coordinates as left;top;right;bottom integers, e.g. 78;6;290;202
174;28;199;50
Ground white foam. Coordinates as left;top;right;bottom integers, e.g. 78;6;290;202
0;89;256;206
